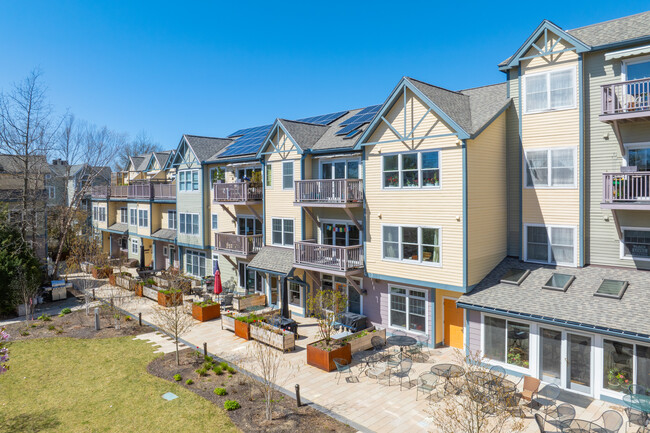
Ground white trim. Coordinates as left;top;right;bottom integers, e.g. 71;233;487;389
211;213;219;231
380;223;442;267
606;45;650;61
319;219;362;246
522;66;577;114
523;223;577;267
480;312;534;376
622;54;650;81
270;217;295;248
282;161;294;190
523;146;578;189
318;157;362;180
619;226;650;261
387;284;428;336
380;149;441;190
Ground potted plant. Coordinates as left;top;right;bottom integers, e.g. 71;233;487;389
134;281;144;297
507;347;529;368
108;272;116;286
233;313;264;340
212;167;226;184
92;265;113;279
192;299;221;322
157;288;183;307
305;288;351;372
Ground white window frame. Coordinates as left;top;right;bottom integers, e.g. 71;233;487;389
597;334;650;399
381;150;441;190
162;246;168;257
138;209;148;228
282;161;294;190
120;207;128;224
271;217;294;247
178;169;199;192
319;157;362;179
522;66;577;114
381;224;442;266
211;213;218;231
523;223;577;267
212;253;219;274
523;147;577;188
237;215;262;236
129;208;137;226
621;54;650;81
131;238;139;254
387;285;428;336
179;212;199;235
319;219;362;247
480;312;534;375
619;226;650;262
322;274;363;314
46;185;55;199
265;164;272;189
99;207;106;222
185;249;206;277
623;142;650;170
167;210;176;230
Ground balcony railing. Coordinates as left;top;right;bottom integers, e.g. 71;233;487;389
214;232;263;256
152;183;176;200
602;172;650;206
294;179;363;205
128;183;153;199
111;185;128;199
601;78;650;118
294;241;363;273
91;185;109;199
213;182;263;203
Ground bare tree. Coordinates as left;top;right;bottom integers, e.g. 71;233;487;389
114;130;161;171
152;284;194;366
10;268;41;321
429;350;525;433
0;70;59;250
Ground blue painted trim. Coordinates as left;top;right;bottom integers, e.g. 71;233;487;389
430;289;436;346
176;241;206;249
462;139;468;289
359;133;458;147
300;154;306;241
152;241;157;270
98;228;128;235
591;35;650;51
256;120;304;159
305;148;359;155
366;272;473;293
578;53;585;267
261;159;267;245
518;67;523;260
458;302;650;344
600;394;625;406
354;78;469;150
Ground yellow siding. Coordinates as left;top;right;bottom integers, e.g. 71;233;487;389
153;203;176;232
364;89;464;287
522;189;579;225
467;112;508;286
521;33;579;72
134;203;151;237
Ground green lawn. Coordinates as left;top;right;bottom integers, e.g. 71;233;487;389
0;337;240;433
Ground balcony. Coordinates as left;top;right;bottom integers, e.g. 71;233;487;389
602;171;650;210
601;78;650;122
152;183;176;200
293;241;363;276
214;232;263;258
91;185;109;199
111;185;128;199
294;179;363;207
128;183;153;199
213;182;263;205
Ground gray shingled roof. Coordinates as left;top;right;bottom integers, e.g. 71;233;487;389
0;154;49;173
278;119;328;150
151;228;176;240
567;11;650;48
407;77;473;133
129;156;144;172
310;108;367;151
107;223;128;233
154;151;173;168
247;246;294;275
459;257;650;339
460;83;511;134
184;135;234;162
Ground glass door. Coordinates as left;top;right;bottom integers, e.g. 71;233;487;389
270;276;279;305
540;328;562;385
567;333;592;394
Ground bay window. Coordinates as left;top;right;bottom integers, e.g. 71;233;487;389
483;316;530;369
525;147;576;187
382;150;440;189
389;286;427;333
382;225;440;264
524;68;576;113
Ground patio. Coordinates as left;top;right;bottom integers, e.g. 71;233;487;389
83;276;642;433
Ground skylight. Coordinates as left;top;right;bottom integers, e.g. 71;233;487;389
594;279;629;300
542;273;575;292
500;268;530;286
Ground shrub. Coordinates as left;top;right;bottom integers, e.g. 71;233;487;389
226;366;236;374
185;379;194;385
224;400;240;411
20;330;29;336
173;374;182;381
195;367;208;377
145;278;156;286
37;314;51;322
235;313;264;324
213;366;223;375
194;299;219;307
219;361;228;369
60;308;72;315
48;325;56;331
214;387;227;396
202;361;214;370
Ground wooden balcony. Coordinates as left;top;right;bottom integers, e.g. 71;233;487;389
294;179;363;207
600;78;650;122
214;232;263;258
213;182;263;204
602;172;650;210
91;185;109;199
293;241;363;276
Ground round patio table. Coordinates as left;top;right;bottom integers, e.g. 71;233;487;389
352;350;379;376
430;363;465;395
386;335;417;354
466;371;494;388
623;393;650;420
560;419;600;433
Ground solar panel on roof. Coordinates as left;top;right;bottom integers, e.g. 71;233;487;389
296;110;349;125
339;105;382;126
221;124;273;157
344;129;362;139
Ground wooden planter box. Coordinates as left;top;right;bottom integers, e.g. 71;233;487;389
135;284;144;297
157;291;183;307
152;275;170;288
306;340;351;372
233;293;266;311
192;303;221;322
222;315;236;331
234;319;252;340
250;324;295;352
341;327;386;354
115;275;133;290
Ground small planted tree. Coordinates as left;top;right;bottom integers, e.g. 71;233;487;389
11;269;41;321
306;287;348;346
152;276;195;365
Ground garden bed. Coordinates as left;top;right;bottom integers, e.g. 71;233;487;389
147;349;355;433
339;326;385;354
157;290;183;307
306;339;351;372
192;301;221;322
250;322;295;352
233;293;266;311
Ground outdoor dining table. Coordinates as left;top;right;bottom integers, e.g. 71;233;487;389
623;393;650;424
430;363;465;395
386;335;417;354
559;419;601;433
352;350;383;376
466;371;495;388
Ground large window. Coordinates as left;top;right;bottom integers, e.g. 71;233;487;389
120;208;128;224
525;148;576;187
525;225;575;266
288;282;302;307
627;145;650;172
179;213;199;235
93;206;106;222
282;161;293;190
211;214;218;231
178;169;199;192
382;225;440;265
524;68;576;113
603;339;650;393
129;208;137;226
320;159;360;179
389;286;426;334
138;209;148;227
238;216;262;235
271;218;293;246
167;210;176;230
131;238;139;254
185;250;205;277
622;228;650;260
383;151;440;189
483;316;530;369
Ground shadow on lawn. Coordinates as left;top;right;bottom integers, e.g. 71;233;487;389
0;411;61;433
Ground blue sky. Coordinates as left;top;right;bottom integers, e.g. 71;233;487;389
1;1;648;149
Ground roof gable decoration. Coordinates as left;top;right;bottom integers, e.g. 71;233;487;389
169;136;200;168
256;121;303;159
355;77;469;150
145;154;159;172
501;20;590;71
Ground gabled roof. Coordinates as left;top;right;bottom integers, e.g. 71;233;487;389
0;154;50;174
128;155;145;172
169;135;234;166
459;82;511;135
154;151;173;168
567;11;650;48
278;119;328;150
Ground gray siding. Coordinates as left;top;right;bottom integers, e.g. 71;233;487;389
468;310;481;354
176;166;205;248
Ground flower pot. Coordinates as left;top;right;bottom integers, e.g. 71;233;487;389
109;273;116;286
192;303;221;322
306;340;351;372
234;319;251;340
157;291;183;307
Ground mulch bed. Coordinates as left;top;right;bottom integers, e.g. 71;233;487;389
4;306;149;341
148;349;356;433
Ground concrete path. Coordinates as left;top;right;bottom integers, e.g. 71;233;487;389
133;331;180;354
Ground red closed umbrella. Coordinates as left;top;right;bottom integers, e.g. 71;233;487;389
213;261;222;295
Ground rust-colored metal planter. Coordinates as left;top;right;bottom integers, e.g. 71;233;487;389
306;340;351;372
157;291;183;307
192;303;220;322
234;320;251;340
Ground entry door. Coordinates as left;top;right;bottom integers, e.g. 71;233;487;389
167;247;175;269
567;333;592;394
443;298;464;349
540;328;562;385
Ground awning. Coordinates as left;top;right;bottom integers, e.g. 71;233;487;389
312;152;361;160
107;223;128;234
151;228;176;241
246;246;294;275
605;44;650;61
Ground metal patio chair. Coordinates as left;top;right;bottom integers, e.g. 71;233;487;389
333;358;353;384
595;410;623;433
389;358;413;390
544;403;576;429
416;373;439;401
367;361;387;383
